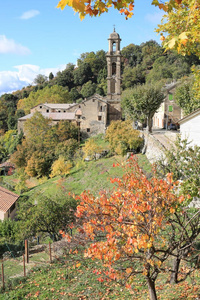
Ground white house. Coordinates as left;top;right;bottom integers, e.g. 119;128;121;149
179;108;200;147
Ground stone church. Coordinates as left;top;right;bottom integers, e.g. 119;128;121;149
18;29;122;136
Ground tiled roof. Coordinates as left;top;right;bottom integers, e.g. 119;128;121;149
43;103;76;109
0;186;19;212
0;162;15;168
18;112;76;121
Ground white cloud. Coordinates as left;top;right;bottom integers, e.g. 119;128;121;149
0;64;66;95
20;10;40;20
0;35;31;55
145;12;163;24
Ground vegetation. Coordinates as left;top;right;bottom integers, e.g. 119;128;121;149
16;192;77;241
105;120;143;155
11;114;79;177
61;156;200;300
121;83;165;132
156;136;200;199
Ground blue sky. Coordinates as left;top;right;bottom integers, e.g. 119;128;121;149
0;0;164;95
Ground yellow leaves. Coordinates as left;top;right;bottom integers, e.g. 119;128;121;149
57;0;135;19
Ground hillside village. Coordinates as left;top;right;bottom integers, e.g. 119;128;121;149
0;29;200;299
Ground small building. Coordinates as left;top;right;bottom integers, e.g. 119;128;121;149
0;162;15;176
179;108;200;147
153;82;182;129
0;186;19;220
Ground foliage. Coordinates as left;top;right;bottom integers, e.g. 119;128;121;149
156;0;200;57
80;80;97;98
55;138;79;160
105;120;143;155
50;156;72;178
17;192;77;241
82;138;103;160
0;219;18;241
155;136;200;199
17;85;72;114
34;74;48;85
11;113;78;177
174;77;197;115
121;83;165;132
64;156;189;300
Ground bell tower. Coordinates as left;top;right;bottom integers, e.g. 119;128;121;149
106;27;122;100
106;28;122;123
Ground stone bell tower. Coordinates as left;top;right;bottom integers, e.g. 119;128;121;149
106;28;122;123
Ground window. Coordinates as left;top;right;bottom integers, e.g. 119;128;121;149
100;106;103;112
93;99;95;102
46;109;49;113
78;115;81;119
168;105;173;112
98;116;102;121
112;42;116;52
63;110;66;113
39;105;42;109
112;62;116;75
87;128;90;132
168;93;173;101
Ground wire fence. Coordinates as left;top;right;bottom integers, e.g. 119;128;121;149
0;240;62;290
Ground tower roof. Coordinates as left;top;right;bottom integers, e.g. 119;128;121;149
109;29;120;39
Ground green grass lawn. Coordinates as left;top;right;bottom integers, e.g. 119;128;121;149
1;250;199;300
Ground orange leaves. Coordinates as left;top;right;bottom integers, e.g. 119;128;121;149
57;0;135;19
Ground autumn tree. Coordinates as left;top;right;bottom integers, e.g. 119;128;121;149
50;156;72;178
82;138;103;160
105;120;143;155
63;156;190;300
121;83;165;133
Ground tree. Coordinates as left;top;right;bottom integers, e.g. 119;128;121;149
121;83;165;133
63;156;188;300
56;64;75;89
17;192;77;241
34;74;48;85
80;80;97;98
105;120;143;155
82;138;103;160
156;136;200;199
121;43;142;67
73;63;93;86
50;156;72;178
49;72;54;81
156;0;200;57
174;77;197;115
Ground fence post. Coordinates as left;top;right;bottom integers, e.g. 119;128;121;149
49;242;52;264
25;239;29;264
23;254;26;277
1;261;5;290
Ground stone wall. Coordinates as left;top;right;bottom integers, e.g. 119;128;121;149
142;132;166;164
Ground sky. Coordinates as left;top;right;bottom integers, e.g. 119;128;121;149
0;0;164;95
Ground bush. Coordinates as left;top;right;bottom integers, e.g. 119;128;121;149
105;120;143;156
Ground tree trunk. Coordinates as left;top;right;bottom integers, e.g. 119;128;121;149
170;257;180;284
146;277;157;300
147;116;153;133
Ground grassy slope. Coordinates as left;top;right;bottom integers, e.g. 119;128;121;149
1;251;200;300
1;136;199;299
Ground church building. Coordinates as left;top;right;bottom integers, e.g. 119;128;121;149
18;29;122;137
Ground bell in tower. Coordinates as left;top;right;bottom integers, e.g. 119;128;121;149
106;27;122;100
